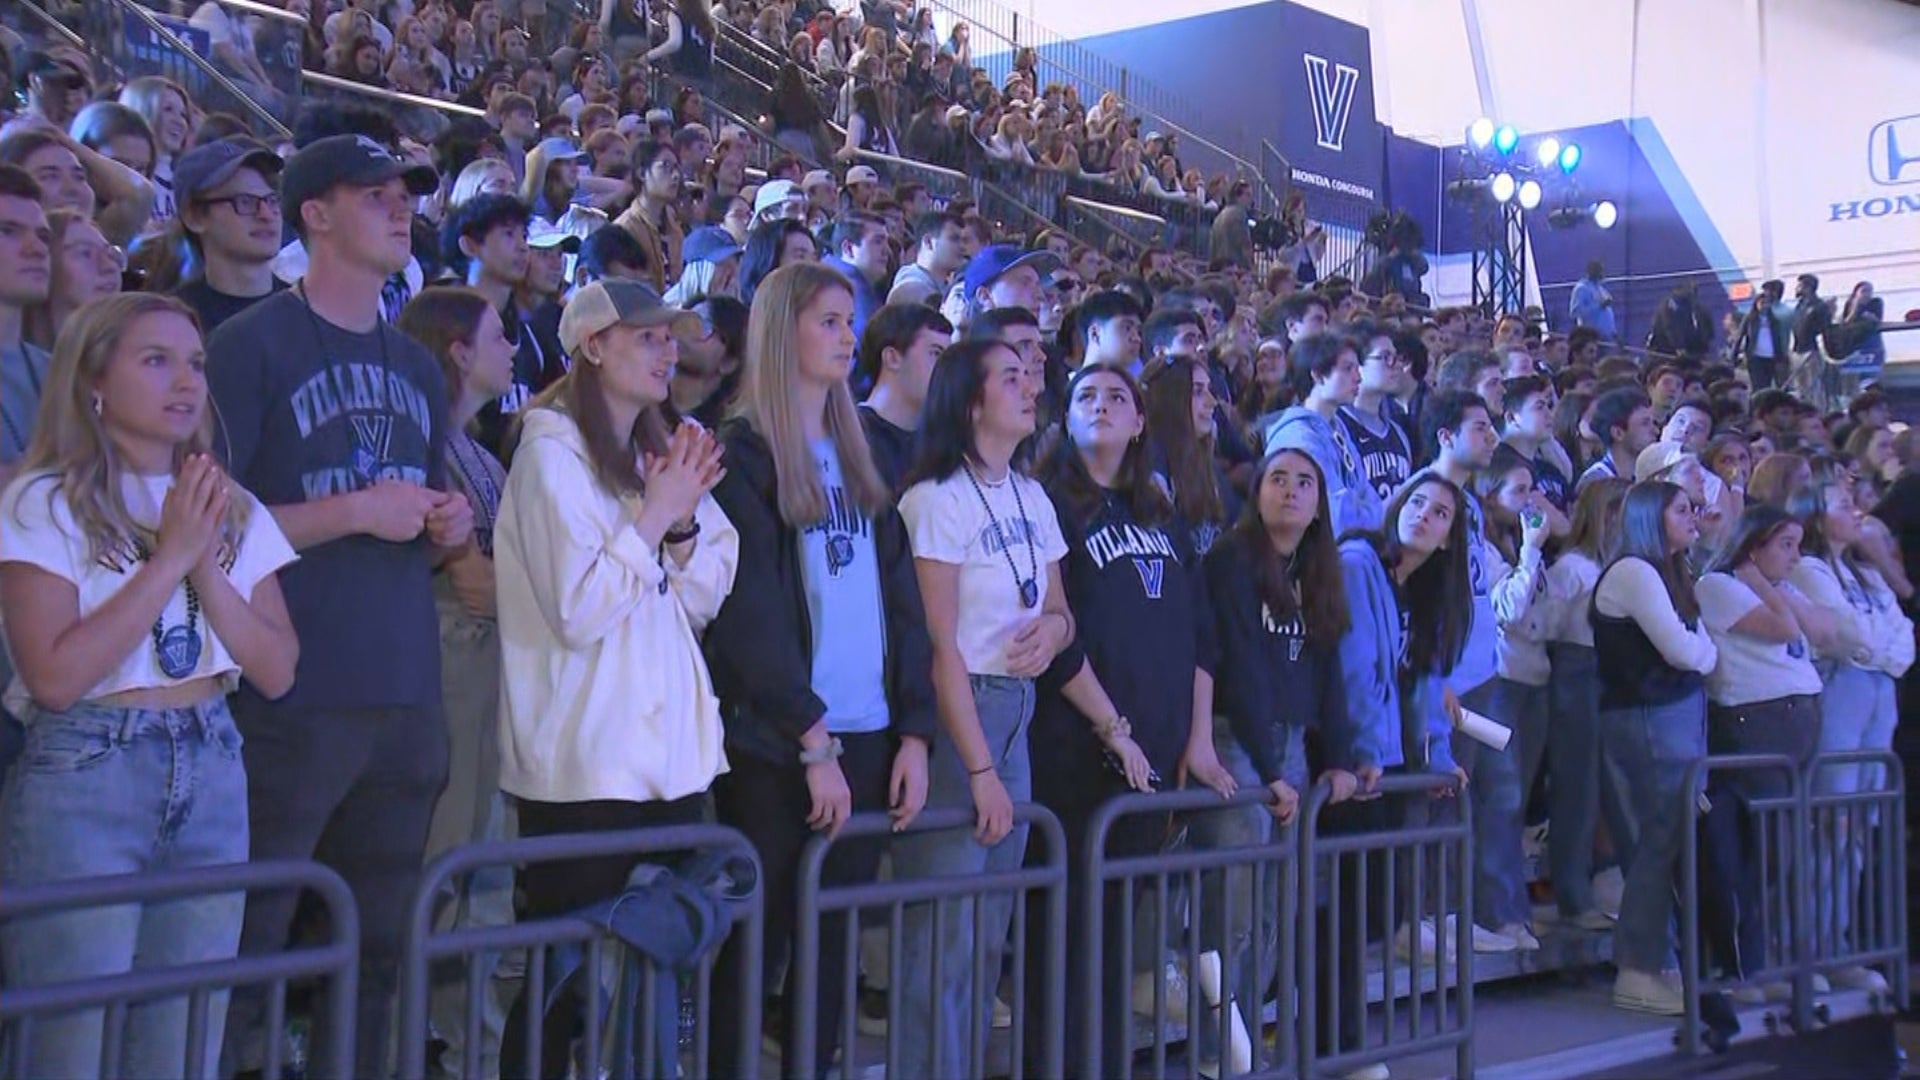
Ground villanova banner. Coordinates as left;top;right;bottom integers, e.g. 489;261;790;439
1276;2;1383;207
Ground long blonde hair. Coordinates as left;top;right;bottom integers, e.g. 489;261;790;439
735;262;890;526
15;293;248;567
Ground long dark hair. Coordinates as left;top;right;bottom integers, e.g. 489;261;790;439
1611;480;1699;625
1235;447;1349;646
1141;356;1225;528
1475;445;1533;566
739;218;815;307
902;339;1019;488
1553;389;1594;473
1040;362;1171;531
1366;475;1473;677
1705;503;1798;576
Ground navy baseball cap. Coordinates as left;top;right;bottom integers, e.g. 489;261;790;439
963;245;1062;301
682;226;742;266
281;135;438;233
172;138;282;207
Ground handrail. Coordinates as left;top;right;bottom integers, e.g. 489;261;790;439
15;0;86;53
201;0;306;27
853;148;966;183
300;70;488;118
105;0;293;140
1064;193;1166;226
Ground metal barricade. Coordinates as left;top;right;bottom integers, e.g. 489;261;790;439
394;824;764;1080
1803;749;1908;1006
0;859;359;1080
1678;754;1810;1053
1298;773;1473;1080
1084;787;1299;1080
791;805;1069;1080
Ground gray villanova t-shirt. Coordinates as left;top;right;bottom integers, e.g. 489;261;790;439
206;290;450;711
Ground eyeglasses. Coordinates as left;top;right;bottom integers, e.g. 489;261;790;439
203;193;281;217
1366;348;1404;367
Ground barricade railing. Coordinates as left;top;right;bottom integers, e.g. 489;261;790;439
0;858;359;1080
394;824;764;1080
1299;773;1473;1080
1084;787;1300;1080
791;805;1069;1080
1678;754;1811;1053
1677;750;1908;1055
86;0;296;140
1804;749;1908;1003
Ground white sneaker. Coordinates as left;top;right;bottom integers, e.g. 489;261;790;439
1393;918;1439;960
1130;963;1189;1022
1613;968;1685;1016
1567;908;1618;932
1827;965;1889;992
1343;1065;1392;1080
1497;923;1541;951
992;994;1013;1029
1592;867;1625;918
1522;822;1550;861
1728;981;1789;1005
1468;921;1520;953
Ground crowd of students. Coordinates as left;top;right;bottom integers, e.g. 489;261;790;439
1;5;1918;1080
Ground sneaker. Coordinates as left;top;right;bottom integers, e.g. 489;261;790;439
1613;968;1685;1016
1343;1064;1392;1080
856;985;888;1037
1393;918;1438;960
1522;822;1550;862
1827;965;1889;992
1467;921;1520;954
1592;867;1625;919
1728;981;1790;1005
992;994;1013;1030
1566;908;1618;932
1497;923;1541;951
1130;963;1189;1023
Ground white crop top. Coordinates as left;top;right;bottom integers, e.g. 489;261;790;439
0;470;297;714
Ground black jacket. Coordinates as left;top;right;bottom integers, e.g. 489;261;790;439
702;422;939;767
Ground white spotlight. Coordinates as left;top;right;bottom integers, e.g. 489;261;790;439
1518;179;1543;210
1491;172;1517;203
1593;200;1619;229
1534;137;1561;169
1469;117;1495;150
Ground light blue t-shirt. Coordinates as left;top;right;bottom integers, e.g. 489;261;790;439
801;439;890;734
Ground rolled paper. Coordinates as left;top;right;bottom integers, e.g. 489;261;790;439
1457;707;1512;751
1196;950;1253;1075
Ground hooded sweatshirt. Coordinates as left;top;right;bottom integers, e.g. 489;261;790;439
1331;536;1456;775
494;406;738;803
1262;406;1383;540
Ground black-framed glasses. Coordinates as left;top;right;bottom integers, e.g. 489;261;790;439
1366;348;1404;367
203;193;281;217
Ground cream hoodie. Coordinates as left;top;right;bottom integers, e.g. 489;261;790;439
495;407;737;804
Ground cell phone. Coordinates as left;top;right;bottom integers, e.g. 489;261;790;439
1523;508;1545;531
1103;749;1162;790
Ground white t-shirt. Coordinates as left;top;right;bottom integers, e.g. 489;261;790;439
0;470;296;714
898;468;1067;677
1695;572;1823;706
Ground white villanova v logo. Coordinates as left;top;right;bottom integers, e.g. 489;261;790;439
1303;53;1360;152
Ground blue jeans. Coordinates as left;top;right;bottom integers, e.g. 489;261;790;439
1456;679;1532;929
1600;691;1707;973
0;697;249;1080
1187;716;1298;1037
893;674;1034;1080
1547;644;1634;917
1812;665;1900;947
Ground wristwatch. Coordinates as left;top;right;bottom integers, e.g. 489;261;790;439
800;736;845;766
